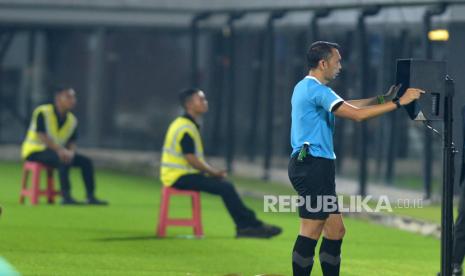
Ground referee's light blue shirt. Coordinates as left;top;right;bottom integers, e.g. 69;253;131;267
290;76;344;159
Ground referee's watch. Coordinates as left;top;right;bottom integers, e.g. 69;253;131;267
392;97;402;109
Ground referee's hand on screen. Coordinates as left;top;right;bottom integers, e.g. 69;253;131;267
334;87;425;122
384;84;402;101
399;88;425;105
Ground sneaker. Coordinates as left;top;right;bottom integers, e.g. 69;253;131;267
453;263;463;276
236;224;282;239
87;197;109;206
437;264;463;276
61;197;83;205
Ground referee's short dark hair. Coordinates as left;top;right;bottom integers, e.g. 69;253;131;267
306;41;340;69
179;88;201;109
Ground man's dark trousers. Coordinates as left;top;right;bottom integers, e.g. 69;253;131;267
26;149;95;199
172;173;262;229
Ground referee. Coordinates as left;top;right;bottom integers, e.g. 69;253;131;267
288;41;424;276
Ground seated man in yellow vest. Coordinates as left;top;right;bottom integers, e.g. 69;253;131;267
160;88;281;238
21;87;107;205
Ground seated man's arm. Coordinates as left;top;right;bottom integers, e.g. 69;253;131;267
66;129;78;153
37;133;73;163
67;142;76;152
184;154;225;178
66;142;77;161
180;133;226;178
36;113;72;163
37;132;61;152
36;112;61;151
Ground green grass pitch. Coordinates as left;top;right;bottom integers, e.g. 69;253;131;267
0;161;439;275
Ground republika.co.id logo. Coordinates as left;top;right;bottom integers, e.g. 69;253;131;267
263;195;423;213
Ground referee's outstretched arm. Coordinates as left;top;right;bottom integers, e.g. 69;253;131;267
347;84;400;108
333;87;424;122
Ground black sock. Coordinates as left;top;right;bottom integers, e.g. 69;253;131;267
319;237;342;276
292;235;318;276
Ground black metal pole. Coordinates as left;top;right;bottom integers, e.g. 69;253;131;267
247;30;265;162
461;106;465;185
225;12;244;173
0;31;14;143
190;13;210;87
422;3;447;200
25;30;37;121
210;32;226;155
358;6;380;196
440;76;455;276
0;33;13;61
309;9;330;43
190;18;199;87
263;10;285;180
286;31;307;156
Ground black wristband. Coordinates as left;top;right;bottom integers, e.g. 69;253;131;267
392;98;401;109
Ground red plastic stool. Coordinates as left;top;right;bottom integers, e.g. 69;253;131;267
19;161;61;205
156;186;203;238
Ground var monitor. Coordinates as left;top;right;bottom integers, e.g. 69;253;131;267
395;59;446;121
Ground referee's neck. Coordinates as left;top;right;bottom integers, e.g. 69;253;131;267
308;71;327;85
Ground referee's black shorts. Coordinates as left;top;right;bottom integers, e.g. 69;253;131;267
288;153;339;220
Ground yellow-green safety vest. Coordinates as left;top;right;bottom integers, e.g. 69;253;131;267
160;116;205;186
21;104;77;159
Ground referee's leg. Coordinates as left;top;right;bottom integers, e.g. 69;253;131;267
293;218;325;276
294;216;345;276
320;214;345;276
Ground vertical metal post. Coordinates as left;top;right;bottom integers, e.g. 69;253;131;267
209;32;226;155
225;12;244;173
247;30;265;162
86;28;105;147
286;31;307;156
25;30;37;120
263;11;285;180
358;6;380;196
422;4;447;200
309;9;330;43
190;13;210;87
31;31;47;105
441;76;455;276
461;106;465;185
0;30;14;143
0;32;13;61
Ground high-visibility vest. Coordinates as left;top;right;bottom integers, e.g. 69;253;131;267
160;116;205;186
21;104;77;159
